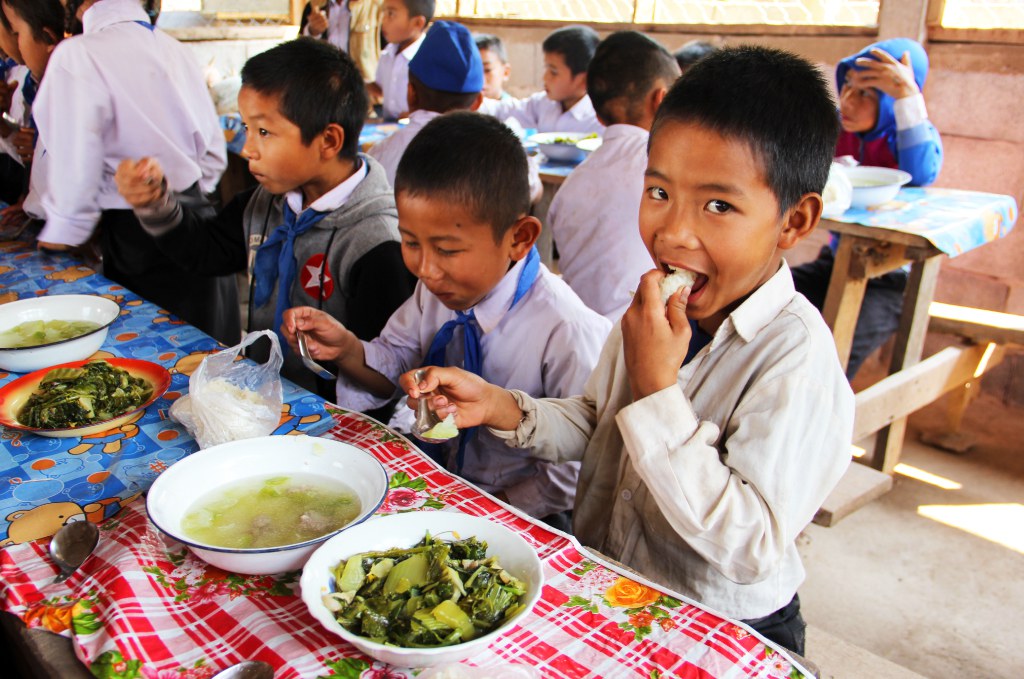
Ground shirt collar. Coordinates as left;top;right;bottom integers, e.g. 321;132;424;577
724;260;798;344
83;0;150;33
398;32;426;61
285;157;367;215
407;109;441;127
467;255;531;334
565;95;596;121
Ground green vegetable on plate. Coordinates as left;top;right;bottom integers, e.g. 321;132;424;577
17;360;154;429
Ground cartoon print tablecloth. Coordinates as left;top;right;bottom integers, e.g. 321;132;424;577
828;186;1017;257
0;239;333;548
0;406;810;678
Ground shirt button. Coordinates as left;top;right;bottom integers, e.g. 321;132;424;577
620;489;632;501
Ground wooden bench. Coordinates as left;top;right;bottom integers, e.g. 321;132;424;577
814;302;1024;526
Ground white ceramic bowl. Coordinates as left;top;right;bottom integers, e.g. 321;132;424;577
843;166;912;209
527;131;597;163
0;294;120;373
147;435;389;575
301;511;544;668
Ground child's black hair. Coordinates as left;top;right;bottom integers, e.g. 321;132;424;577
409;73;479;114
395;112;530;241
0;4;11;33
542;25;599;76
651;45;839;215
241;37;368;159
2;0;63;45
401;0;435;22
473;33;507;63
587;31;680;125
673;40;717;72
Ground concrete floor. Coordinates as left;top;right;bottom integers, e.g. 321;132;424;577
796;384;1024;678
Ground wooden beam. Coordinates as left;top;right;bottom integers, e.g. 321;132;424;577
814;461;893;527
929;302;1024;346
852;343;1005;442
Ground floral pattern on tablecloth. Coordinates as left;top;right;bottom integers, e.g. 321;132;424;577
1;408;811;678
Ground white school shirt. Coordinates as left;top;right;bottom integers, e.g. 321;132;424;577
484;91;603;134
303;0;350;53
374;34;424;121
367;109;438;187
0;65;30;165
547;124;654;321
34;0;227;246
492;262;854;619
335;257;612;518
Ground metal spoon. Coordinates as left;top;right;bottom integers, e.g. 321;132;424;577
211;660;274;679
49;520;99;584
296;331;335;380
412;369;444;441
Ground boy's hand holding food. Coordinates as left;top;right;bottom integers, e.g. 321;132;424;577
621;268;693;400
400;366;523;433
282;306;359;367
115;157;167;208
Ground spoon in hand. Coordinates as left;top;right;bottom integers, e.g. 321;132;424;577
296;331;335;380
49;520;100;584
211;660;274;679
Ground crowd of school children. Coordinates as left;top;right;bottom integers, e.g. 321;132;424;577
1;0;944;657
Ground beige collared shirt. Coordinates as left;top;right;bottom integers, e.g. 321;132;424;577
493;262;854;619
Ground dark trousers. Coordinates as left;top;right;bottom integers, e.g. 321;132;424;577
791;246;907;378
0;154;26;205
742;594;806;656
98;208;241;345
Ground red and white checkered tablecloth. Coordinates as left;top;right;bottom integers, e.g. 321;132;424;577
0;407;810;678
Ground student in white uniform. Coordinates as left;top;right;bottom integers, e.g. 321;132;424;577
284;113;611;531
367;0;431;121
399;47;854;656
31;0;237;344
484;25;602;135
299;0;382;82
547;32;680;321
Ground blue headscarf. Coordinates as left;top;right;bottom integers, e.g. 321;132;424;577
835;38;929;143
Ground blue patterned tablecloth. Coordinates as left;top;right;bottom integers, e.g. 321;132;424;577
830;186;1018;257
0;239;333;548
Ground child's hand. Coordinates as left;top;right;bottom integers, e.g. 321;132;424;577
621;269;692;400
0;200;25;228
307;6;328;37
852;49;920;100
115;157;167;208
12;127;34;165
399;366;523;432
282;305;358;366
365;81;383;103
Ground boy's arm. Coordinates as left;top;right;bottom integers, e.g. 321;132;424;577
893;100;943;187
616;371;852;584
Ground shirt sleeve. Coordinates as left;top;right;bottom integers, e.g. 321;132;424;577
614;370;852;585
35;57;111;246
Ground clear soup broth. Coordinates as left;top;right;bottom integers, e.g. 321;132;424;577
181;474;361;549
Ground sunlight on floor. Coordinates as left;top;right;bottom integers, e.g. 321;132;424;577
895;463;963;490
917;503;1024;553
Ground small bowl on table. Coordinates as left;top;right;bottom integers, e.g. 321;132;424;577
528;131;598;164
146;435;389;575
301;511;544;668
0;294;120;374
844;166;912;209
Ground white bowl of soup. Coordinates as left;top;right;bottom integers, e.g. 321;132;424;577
0;294;120;373
843;165;912;209
147;435;389;575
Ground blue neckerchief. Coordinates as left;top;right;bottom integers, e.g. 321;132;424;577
684;319;712;365
0;58;16;81
134;20;155;31
420;246;541;472
253;201;329;355
21;73;37;131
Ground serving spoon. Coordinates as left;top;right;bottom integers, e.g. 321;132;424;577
49;520;100;584
211;660;274;679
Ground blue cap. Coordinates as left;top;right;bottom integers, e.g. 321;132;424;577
408;20;484;95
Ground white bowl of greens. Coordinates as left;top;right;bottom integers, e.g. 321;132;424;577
0;294;120;373
301;511;544;668
147;435;389;575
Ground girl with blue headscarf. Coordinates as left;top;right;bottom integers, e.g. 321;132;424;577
792;38;943;378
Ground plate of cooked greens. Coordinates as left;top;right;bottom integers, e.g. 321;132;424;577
300;511;544;668
0;358;171;437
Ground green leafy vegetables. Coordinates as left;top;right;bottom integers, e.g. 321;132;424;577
325;532;528;647
18;360;154;429
0;319;102;349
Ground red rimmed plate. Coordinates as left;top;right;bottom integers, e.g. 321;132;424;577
0;358;171;438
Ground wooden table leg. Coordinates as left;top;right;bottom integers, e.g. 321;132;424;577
869;255;942;473
822;236;868;371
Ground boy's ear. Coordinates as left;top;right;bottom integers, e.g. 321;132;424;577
412;15;427;32
507;215;541;260
777;192;823;250
468;92;484;111
319;123;346;159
